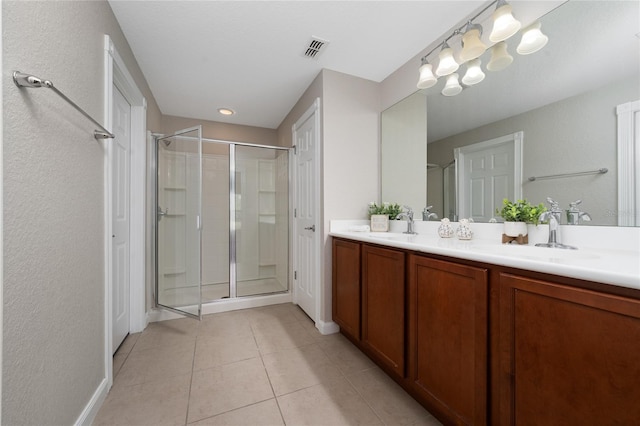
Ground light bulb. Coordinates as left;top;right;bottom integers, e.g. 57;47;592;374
417;62;438;89
462;58;485;85
460;23;487;62
489;0;521;43
487;41;513;71
517;21;548;55
435;42;459;76
442;73;462;96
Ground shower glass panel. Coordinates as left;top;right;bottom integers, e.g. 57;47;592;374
156;126;202;319
201;141;230;303
235;146;289;297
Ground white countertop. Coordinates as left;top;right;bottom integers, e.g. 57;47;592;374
329;220;640;292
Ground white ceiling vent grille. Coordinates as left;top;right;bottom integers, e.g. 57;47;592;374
304;37;330;59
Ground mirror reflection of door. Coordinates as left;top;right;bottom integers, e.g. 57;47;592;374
455;132;523;222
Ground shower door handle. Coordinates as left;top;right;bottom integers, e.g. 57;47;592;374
304;225;315;232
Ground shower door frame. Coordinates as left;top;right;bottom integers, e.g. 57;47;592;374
153;134;292;318
155;126;203;320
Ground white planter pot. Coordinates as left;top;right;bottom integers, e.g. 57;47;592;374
370;214;389;232
503;221;528;237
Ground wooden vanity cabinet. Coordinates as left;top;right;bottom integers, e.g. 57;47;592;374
496;273;640;426
408;254;489;425
331;238;361;341
361;244;406;378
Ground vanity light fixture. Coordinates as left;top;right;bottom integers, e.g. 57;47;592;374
218;108;235;116
517;21;548;55
442;73;463;96
417;57;438;89
459;22;487;62
435;41;459;76
489;0;521;42
415;0;545;95
462;58;485;85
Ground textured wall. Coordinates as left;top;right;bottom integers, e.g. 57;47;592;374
3;1;161;424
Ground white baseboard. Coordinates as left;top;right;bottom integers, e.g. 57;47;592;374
317;320;340;335
74;378;108;426
148;293;293;323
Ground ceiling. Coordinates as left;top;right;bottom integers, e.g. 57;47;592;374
108;0;481;129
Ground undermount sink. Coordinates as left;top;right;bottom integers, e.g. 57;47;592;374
476;244;599;261
367;232;413;240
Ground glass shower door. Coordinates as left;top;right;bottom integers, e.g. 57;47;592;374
234;145;289;297
156;126;202;319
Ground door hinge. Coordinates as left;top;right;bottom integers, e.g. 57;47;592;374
292;144;297;155
294;208;297;218
294;271;297;280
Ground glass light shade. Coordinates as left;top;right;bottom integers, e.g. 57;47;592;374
462;58;485;85
460;26;487;62
442;73;462;96
417;62;438;89
517;21;548;55
435;44;459;76
489;1;521;42
487;41;513;71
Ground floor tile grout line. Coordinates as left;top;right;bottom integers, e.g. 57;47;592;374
184;331;199;426
341;369;389;426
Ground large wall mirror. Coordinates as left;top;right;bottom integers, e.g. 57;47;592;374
381;0;640;226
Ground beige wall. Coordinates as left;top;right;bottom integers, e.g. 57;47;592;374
163;114;278;146
381;91;427;211
277;71;323;148
2;1;161;424
277;69;380;324
428;77;638;226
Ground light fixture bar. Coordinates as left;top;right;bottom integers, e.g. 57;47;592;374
419;0;499;62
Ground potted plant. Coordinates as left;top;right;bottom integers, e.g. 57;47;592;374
368;202;402;231
496;198;546;237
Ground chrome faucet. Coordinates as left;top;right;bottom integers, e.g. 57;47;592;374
422;206;438;221
397;206;418;235
536;197;576;249
566;200;591;225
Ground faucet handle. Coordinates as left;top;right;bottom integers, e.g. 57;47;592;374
546;197;561;211
568;200;582;210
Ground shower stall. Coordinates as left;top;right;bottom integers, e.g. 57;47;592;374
153;126;290;319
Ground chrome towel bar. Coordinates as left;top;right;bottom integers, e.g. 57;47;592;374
13;71;115;140
528;168;608;182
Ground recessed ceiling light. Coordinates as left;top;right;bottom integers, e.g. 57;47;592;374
218;108;235;116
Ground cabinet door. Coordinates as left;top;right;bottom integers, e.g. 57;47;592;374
408;255;488;425
362;244;405;377
332;238;361;340
498;273;640;426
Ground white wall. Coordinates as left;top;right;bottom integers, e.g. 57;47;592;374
2;1;161;424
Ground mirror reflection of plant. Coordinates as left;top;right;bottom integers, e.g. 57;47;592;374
367;202;403;220
497;199;547;225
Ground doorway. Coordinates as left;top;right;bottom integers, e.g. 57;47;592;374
455;132;523;222
154;129;291;319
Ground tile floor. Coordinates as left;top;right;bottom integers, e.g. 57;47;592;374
95;303;442;426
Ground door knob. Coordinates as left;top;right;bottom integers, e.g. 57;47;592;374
304;225;316;232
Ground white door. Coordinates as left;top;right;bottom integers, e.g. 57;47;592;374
293;100;320;321
112;86;131;353
456;132;523;222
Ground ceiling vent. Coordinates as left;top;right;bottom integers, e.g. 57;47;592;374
304;37;330;59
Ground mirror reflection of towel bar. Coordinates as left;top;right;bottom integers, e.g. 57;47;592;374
528;168;608;182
